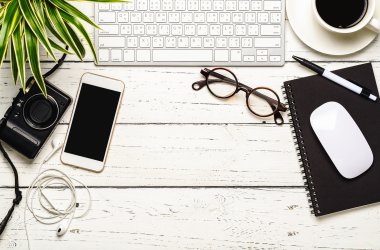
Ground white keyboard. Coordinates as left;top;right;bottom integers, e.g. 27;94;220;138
95;0;285;66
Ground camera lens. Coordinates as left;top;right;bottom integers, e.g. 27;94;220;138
23;94;59;130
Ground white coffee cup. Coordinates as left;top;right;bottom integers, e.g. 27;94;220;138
312;0;380;34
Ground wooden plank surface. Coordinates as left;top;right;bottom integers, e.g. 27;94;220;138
1;188;380;250
0;2;380;249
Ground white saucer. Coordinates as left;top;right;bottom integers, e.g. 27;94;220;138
286;0;380;56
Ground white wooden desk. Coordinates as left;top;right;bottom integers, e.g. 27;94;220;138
1;3;380;249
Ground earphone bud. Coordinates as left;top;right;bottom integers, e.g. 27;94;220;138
56;222;69;236
56;212;74;237
44;138;63;163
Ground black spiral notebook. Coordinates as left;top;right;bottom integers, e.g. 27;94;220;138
283;63;380;216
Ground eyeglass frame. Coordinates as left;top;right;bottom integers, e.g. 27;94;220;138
192;68;287;125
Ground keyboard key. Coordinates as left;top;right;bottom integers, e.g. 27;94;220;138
150;0;161;10
153;37;164;48
153;50;212;62
124;50;135;61
258;13;269;23
229;38;240;48
184;25;196;35
117;12;129;23
175;0;186;10
220;13;231;23
98;49;109;61
239;1;250;11
127;37;138;47
111;3;122;10
197;25;208;36
162;0;173;10
270;55;282;62
271;12;282;23
139;37;151;48
204;37;215;48
137;50;151;62
188;0;199;11
165;37;176;47
156;13;167;22
178;37;189;47
111;49;122;61
99;37;125;48
226;0;237;11
255;38;281;48
99;25;119;35
143;13;154;23
190;37;202;48
261;25;281;36
245;13;256;23
98;4;109;10
242;37;253;48
200;0;212;10
213;0;224;11
251;1;262;10
120;25;132;35
137;0;148;10
264;1;282;11
216;37;227;47
248;25;259;35
257;55;268;62
215;50;229;62
98;12;116;23
231;50;242;61
130;13;142;23
244;55;255;62
172;25;183;35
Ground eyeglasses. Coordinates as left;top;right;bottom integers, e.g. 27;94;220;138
192;68;287;125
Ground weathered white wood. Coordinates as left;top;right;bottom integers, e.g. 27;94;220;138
1;62;380;124
0;124;301;186
0;2;379;249
0;188;379;250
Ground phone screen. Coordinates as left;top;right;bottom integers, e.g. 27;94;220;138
64;83;121;161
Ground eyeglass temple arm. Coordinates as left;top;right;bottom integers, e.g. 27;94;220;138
202;69;287;112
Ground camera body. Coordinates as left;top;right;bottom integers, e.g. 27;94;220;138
0;80;71;159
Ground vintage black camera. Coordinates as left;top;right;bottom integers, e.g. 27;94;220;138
0;80;71;159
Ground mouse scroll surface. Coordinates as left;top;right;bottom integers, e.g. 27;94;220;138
310;102;373;179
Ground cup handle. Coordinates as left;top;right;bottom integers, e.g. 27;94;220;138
367;17;380;33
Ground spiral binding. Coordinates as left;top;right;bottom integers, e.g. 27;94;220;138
281;84;321;216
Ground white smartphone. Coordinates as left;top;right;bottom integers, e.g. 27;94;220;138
61;73;124;172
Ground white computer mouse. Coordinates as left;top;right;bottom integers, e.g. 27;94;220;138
310;102;373;179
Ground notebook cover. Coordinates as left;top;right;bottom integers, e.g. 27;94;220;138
283;63;380;216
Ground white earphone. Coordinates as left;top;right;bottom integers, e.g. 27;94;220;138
43;139;63;163
56;213;74;236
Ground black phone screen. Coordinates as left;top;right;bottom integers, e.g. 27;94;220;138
64;83;121;161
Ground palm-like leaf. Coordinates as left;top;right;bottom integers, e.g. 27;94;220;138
0;0;126;96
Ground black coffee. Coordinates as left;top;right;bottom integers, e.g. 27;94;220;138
316;0;368;29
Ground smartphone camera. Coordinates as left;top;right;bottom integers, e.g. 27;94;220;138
0;79;71;159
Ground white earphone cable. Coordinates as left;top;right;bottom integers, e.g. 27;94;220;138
24;166;91;250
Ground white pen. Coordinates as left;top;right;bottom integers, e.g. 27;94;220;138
293;56;378;102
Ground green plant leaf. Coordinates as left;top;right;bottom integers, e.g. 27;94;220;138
33;0;45;23
0;0;22;67
10;39;18;83
45;2;83;60
49;0;99;28
49;38;71;54
65;22;85;58
12;20;26;90
18;0;57;61
60;11;97;63
25;24;47;96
